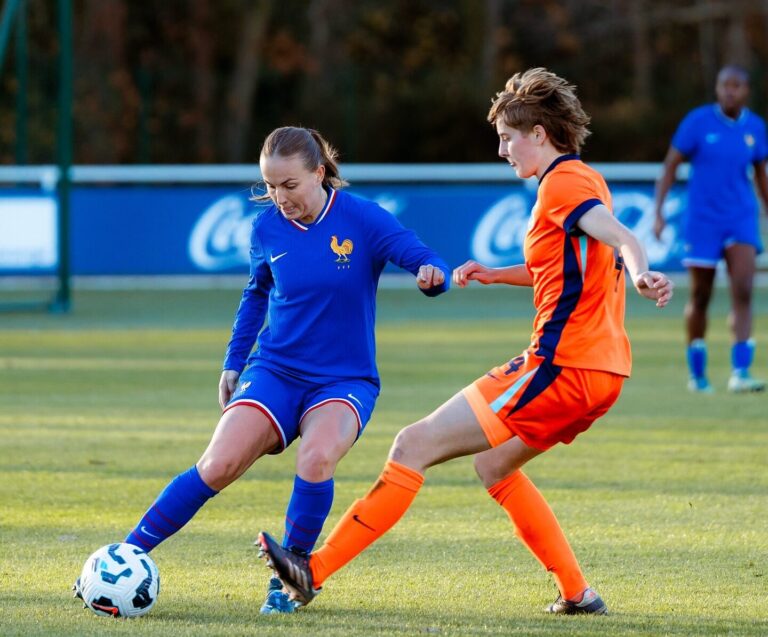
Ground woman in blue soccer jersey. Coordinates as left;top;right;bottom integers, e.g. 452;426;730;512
90;127;450;613
654;65;768;393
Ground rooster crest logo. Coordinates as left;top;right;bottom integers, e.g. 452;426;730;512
330;235;354;263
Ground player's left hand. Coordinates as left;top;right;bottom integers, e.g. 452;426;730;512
417;264;446;290
634;271;674;308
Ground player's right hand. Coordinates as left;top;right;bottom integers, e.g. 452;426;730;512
652;214;665;240
453;260;495;287
218;370;240;410
634;270;674;308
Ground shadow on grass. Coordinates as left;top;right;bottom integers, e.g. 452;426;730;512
4;591;765;637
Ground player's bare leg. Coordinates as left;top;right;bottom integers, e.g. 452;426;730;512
685;266;716;392
258;392;493;605
197;406;280;491
261;403;358;614
296;402;358;482
724;243;765;392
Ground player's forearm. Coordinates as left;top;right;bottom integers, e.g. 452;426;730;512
655;149;684;217
754;166;768;211
223;288;267;371
654;169;676;217
617;232;650;285
490;264;533;286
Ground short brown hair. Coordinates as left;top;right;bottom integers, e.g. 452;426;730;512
487;68;591;154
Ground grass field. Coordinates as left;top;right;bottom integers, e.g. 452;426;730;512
1;285;767;636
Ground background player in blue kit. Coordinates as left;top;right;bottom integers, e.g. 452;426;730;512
105;126;450;613
654;65;768;393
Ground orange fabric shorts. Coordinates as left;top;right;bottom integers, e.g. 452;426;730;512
462;351;625;451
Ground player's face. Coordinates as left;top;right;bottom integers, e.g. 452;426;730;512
716;70;749;116
260;153;326;223
496;120;540;179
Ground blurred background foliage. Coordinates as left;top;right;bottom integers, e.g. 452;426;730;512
2;0;768;165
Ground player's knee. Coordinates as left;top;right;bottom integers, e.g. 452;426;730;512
473;454;506;489
731;281;752;306
296;443;338;481
689;290;710;311
389;421;428;466
197;455;241;491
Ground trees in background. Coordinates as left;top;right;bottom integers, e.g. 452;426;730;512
1;0;766;164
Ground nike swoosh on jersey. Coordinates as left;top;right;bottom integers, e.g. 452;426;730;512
270;252;288;263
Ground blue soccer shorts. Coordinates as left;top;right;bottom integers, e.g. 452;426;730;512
224;364;379;453
683;213;763;268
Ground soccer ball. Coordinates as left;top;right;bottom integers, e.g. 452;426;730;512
77;543;160;618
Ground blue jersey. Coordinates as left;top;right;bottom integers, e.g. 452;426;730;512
672;104;768;222
223;187;450;385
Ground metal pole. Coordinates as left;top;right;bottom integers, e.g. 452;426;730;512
51;0;72;312
14;0;27;164
0;0;23;76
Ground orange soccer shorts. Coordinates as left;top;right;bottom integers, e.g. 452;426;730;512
462;351;625;451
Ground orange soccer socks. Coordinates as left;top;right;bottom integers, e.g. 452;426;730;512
309;459;424;587
488;470;588;601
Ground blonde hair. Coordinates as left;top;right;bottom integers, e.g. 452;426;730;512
253;126;348;202
487;68;591;154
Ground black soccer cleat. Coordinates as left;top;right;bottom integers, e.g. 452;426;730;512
256;531;320;607
546;587;608;615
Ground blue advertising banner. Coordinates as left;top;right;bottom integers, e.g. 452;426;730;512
0;180;688;275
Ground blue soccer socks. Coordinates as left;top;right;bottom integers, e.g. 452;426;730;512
687;339;763;393
731;339;755;376
282;475;334;552
687;338;708;381
125;465;218;551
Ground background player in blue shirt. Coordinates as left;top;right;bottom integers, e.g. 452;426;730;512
654;65;768;393
112;127;450;613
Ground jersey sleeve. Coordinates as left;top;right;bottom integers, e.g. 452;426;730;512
539;171;605;236
222;219;273;372
671;109;700;158
367;204;451;297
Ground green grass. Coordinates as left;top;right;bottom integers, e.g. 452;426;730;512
0;286;767;636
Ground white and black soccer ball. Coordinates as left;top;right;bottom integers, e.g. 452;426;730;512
78;543;160;618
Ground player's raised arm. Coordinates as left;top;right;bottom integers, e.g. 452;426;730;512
453;261;532;288
576;204;674;308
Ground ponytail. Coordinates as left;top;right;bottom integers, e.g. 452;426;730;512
253;126;348;202
306;128;348;190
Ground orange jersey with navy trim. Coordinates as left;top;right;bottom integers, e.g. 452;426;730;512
524;155;631;377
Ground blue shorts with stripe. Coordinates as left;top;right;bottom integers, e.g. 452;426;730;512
224;363;379;454
683;213;762;268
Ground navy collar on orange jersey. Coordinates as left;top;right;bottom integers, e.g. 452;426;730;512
539;154;580;183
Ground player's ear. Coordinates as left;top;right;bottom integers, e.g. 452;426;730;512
315;164;326;185
532;124;547;144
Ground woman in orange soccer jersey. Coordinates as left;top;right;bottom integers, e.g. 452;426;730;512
258;68;674;615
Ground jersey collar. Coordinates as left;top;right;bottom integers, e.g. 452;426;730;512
288;186;338;231
714;104;750;126
539;153;580;183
